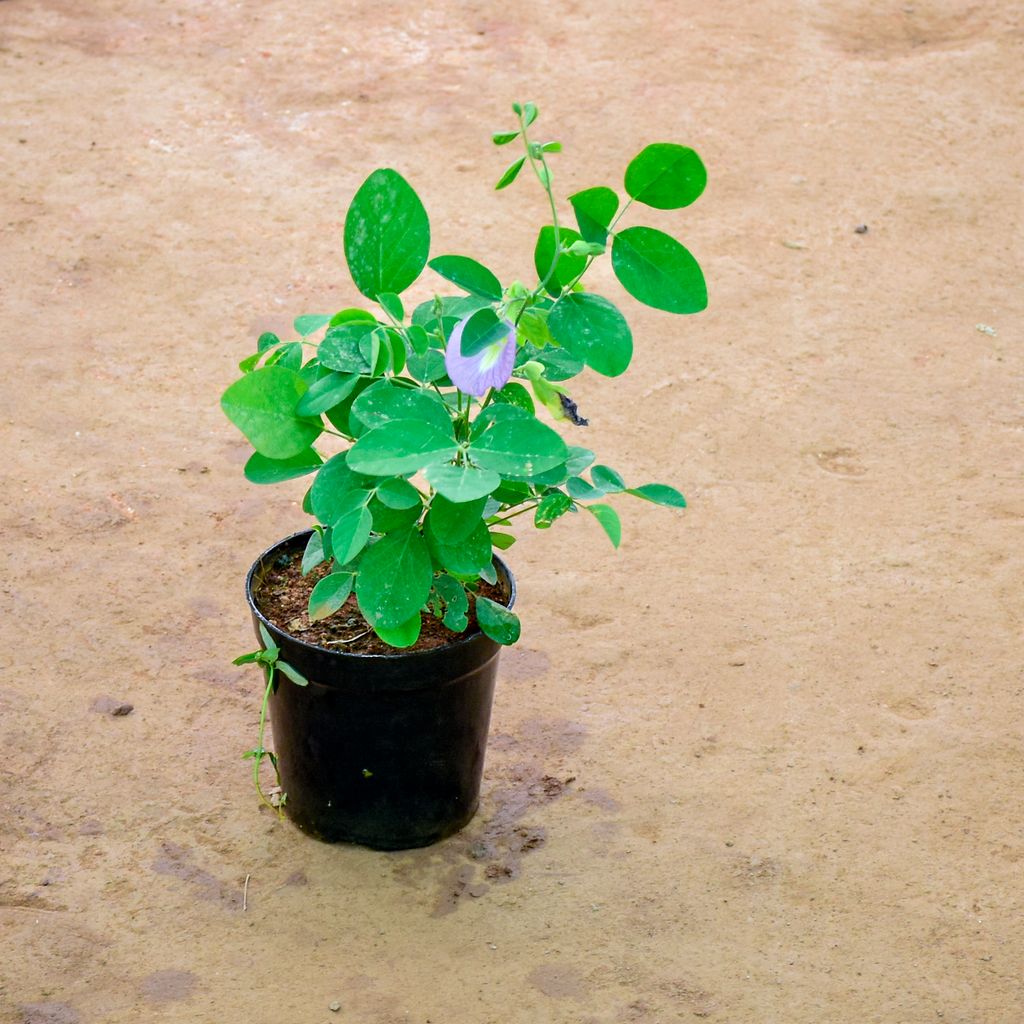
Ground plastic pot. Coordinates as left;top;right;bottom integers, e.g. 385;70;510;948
245;530;515;851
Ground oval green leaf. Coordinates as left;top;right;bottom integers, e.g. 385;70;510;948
591;465;626;493
350;380;453;435
496;156;526;190
587;503;622;548
427;495;487;544
624;143;706;210
220;366;322;460
344;168;430;300
627;483;687;508
469;405;568;480
244;449;323;485
534;225;586;294
375;477;421;510
296;372;361;416
424;462;501;503
310;453;372;525
308;572;355;622
476;596;520;646
569;187;619;245
355;528;433;628
611;226;707;314
428;255;503;301
346;420;459;477
547;293;633;378
373;614;422;648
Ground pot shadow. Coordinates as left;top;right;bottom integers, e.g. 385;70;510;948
389;715;587;916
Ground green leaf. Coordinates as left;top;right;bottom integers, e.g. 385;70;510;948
277;660;309;686
344;169;430;300
459;307;511;358
492;381;535;415
492;130;519;146
547;293;633;378
244;448;323;484
624;143;707;210
301;530;326;575
264;342;303;371
373;614;422;648
424;462;501;503
591;465;626;492
238;352;260;373
221;366;322;459
566;475;606;501
320;322;377;374
516;308;554;349
258;623;278;657
329;308;377;327
296;372;361;416
476;596;520;645
535;491;572;528
310;453;372;525
386;328;406;375
496;156;526;190
427;519;492;577
347;420;458;477
356;527;433;628
377;292;404;323
523;102;539;127
294;314;331;337
427;494;487;543
534;225;586;294
407;324;429;354
489;531;516;550
308;571;355;622
368;494;420;532
350;380;453;435
520;342;584;382
232;651;261;666
375;477;421;510
258;332;281;352
627;483;687;508
331;493;373;564
565;446;595;476
433;574;469;632
469;405;568;479
567;240;605;257
407;348;448;384
569;187;619;245
428;255;503;301
587;503;621;548
541;141;561;153
611;226;707;314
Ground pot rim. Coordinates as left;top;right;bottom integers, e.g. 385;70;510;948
245;529;517;662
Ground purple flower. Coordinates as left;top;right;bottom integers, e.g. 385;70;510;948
444;315;516;397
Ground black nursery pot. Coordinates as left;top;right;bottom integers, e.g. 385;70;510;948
245;531;515;851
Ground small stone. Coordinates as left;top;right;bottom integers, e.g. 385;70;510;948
854;224;869;234
90;696;133;716
329;1001;342;1012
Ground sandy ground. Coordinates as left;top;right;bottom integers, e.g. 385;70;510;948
2;0;1023;1021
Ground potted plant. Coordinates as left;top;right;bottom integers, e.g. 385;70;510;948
223;102;707;850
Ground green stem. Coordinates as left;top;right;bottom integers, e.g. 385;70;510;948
491;501;540;524
253;666;282;816
518;111;563;299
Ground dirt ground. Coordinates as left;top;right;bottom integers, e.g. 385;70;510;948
2;0;1023;1021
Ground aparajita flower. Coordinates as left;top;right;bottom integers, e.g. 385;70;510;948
444;314;517;397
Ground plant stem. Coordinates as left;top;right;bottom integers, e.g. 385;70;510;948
253;666;281;816
491;501;540;524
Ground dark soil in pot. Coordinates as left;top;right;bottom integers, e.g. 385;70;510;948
255;537;508;655
245;530;516;850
